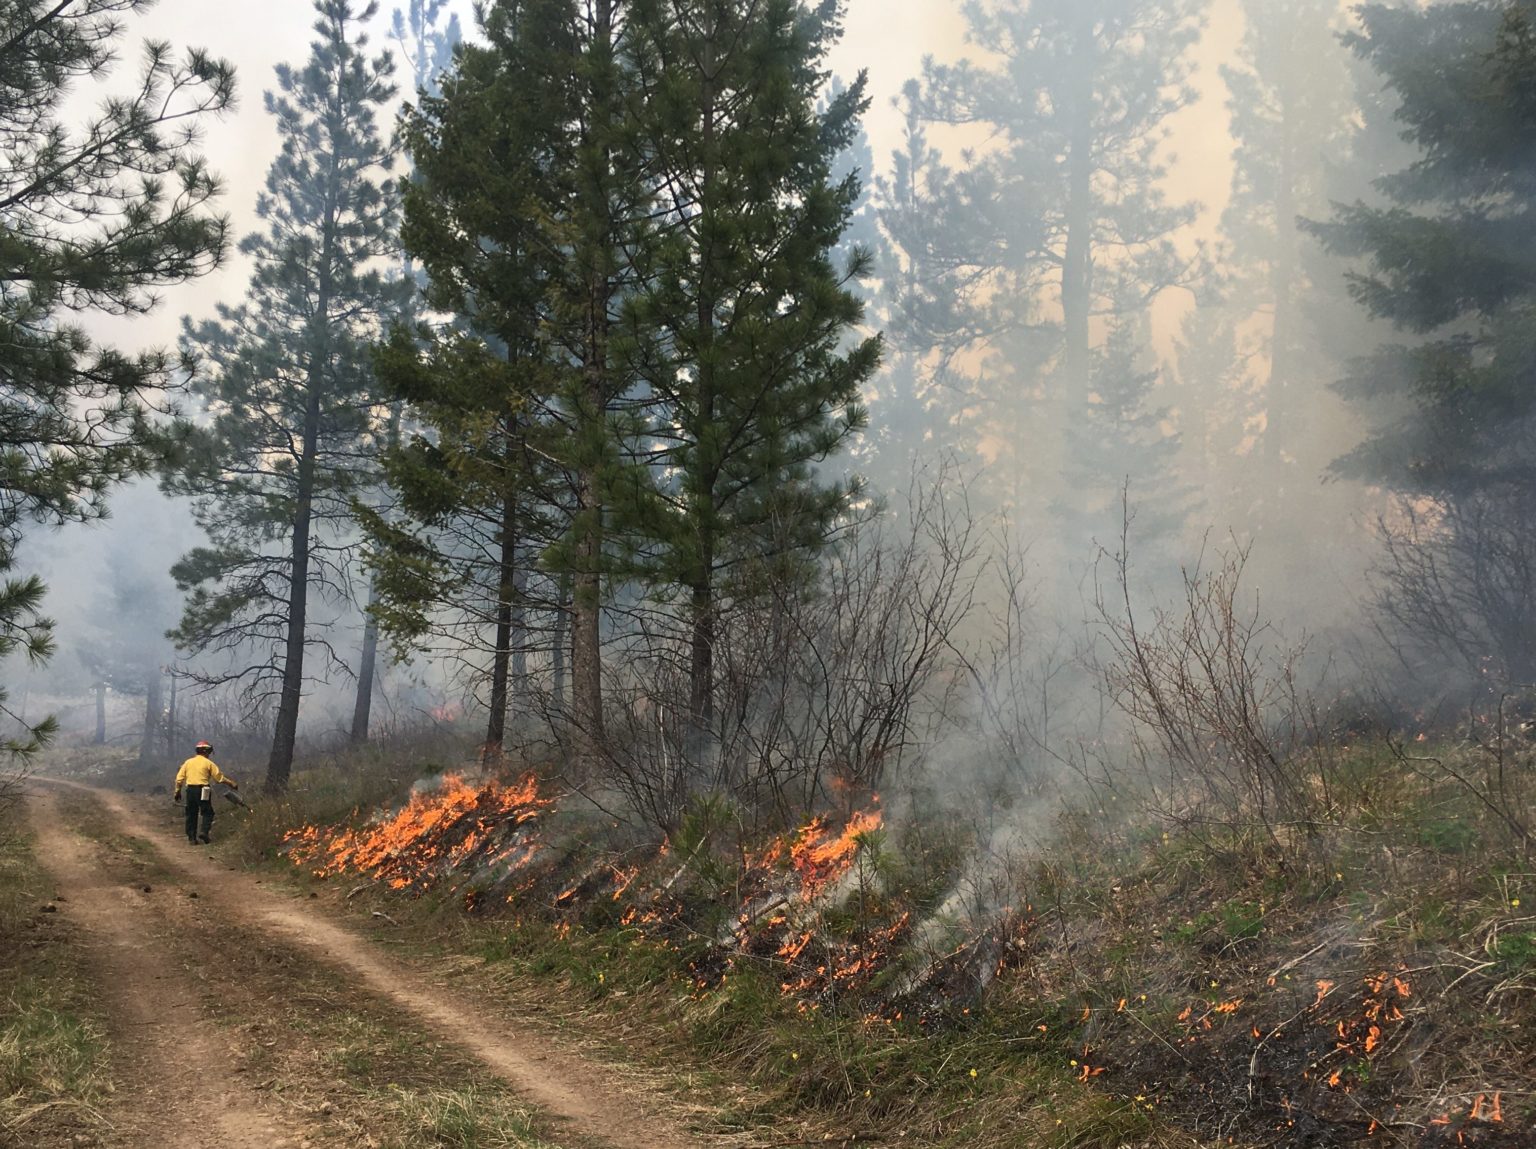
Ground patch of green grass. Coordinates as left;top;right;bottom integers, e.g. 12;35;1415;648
1219;899;1264;942
1413;814;1478;855
379;1084;555;1148
1491;931;1536;974
1161;910;1218;948
0;978;108;1114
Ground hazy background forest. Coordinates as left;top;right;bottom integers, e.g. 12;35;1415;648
3;0;1527;839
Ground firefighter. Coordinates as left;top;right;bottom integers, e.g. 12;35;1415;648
173;740;238;845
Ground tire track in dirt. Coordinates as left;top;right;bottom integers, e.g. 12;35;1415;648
45;780;726;1149
23;786;306;1149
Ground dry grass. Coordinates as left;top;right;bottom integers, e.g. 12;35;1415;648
0;806;112;1143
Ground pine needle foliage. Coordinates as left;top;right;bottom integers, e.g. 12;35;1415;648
0;0;233;757
165;0;409;791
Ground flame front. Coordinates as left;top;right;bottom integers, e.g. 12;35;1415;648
283;773;550;894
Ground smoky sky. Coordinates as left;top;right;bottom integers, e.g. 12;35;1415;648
95;0;1252;354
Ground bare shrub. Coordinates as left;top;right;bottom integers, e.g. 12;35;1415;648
1373;485;1536;691
1385;691;1534;853
1093;515;1337;853
544;467;984;834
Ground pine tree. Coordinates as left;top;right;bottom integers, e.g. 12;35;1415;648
624;0;879;735
1061;307;1191;561
375;0;655;761
166;0;408;792
370;0;574;760
0;1;233;757
878;0;1205;554
1200;0;1369;543
555;0;645;752
344;0;463;748
1307;0;1536;681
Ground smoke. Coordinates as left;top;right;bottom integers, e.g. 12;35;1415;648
11;0;1418;844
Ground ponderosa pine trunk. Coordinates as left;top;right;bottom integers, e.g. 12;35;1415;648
484;447;519;763
687;46;718;744
139;671;162;769
266;186;337;792
266;377;323;793
350;581;380;744
569;0;616;758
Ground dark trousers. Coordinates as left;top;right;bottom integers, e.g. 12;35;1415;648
184;788;215;841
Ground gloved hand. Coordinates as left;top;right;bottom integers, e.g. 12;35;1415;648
228;781;238;790
173;789;182;804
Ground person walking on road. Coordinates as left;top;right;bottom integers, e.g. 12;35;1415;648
174;740;238;845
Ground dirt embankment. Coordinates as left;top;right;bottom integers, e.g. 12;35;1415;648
20;781;740;1149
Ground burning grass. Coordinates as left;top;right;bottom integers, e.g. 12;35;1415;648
265;739;1536;1148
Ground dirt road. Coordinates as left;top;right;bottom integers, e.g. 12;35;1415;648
22;781;731;1149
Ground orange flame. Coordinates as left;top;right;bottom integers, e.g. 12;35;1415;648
760;808;884;900
283;773;550;894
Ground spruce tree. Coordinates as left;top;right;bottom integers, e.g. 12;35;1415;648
0;1;233;756
624;0;879;735
167;0;409;792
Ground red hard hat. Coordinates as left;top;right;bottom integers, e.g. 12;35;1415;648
194;740;212;751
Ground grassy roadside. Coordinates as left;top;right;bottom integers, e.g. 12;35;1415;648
207;756;1218;1148
0;799;112;1144
191;737;1536;1146
58;797;565;1149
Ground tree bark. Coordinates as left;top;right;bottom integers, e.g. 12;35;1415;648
570;0;617;757
138;671;161;769
552;575;568;711
266;65;344;793
350;581;380;744
267;377;323;793
165;671;177;756
484;457;519;764
93;682;106;745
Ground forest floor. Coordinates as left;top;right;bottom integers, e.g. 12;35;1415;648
3;778;768;1149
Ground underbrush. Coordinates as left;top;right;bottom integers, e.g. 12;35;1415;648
0;806;111;1142
249;734;1536;1148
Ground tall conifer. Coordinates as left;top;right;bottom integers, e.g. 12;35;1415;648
0;1;233;756
167;0;409;791
624;0;879;735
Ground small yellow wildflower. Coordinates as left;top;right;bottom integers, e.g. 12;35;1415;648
1513;898;1522;908
790;1051;799;1061
969;1068;978;1079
